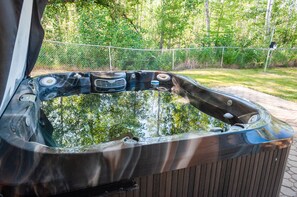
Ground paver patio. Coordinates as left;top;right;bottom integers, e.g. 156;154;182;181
217;86;297;197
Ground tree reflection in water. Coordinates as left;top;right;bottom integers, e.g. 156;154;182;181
42;90;229;148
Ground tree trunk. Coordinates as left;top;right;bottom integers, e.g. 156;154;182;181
159;34;164;49
265;0;274;35
281;0;294;43
159;0;165;49
286;0;294;35
204;0;210;38
215;0;224;46
254;0;260;23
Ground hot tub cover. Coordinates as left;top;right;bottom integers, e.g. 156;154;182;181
0;0;47;116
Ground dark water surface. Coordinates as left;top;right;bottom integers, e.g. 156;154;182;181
42;90;229;148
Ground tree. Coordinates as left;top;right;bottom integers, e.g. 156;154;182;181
157;0;190;49
204;0;210;38
265;0;274;35
42;0;297;53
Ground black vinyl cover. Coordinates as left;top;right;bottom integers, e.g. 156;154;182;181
0;0;47;116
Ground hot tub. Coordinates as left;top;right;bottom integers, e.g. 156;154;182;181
0;71;294;196
0;1;294;196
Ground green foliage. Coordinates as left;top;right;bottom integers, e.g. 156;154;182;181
38;42;110;69
44;0;297;48
156;0;190;48
38;0;297;70
44;1;143;47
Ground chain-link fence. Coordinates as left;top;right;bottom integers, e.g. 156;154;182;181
36;40;297;71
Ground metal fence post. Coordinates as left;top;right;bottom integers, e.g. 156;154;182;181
264;27;275;72
108;45;112;71
220;47;225;68
264;49;271;72
172;49;175;70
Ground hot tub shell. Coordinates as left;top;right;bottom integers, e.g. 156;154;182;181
0;71;294;196
0;1;294;196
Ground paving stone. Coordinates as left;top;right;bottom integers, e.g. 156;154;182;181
283;179;294;188
287;163;293;168
288;155;297;161
284;172;292;179
216;86;297;197
288;160;297;167
281;187;296;197
290;167;297;174
291;150;297;156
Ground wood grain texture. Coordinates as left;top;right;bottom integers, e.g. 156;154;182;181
109;147;290;197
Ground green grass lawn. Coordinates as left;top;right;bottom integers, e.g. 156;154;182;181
32;67;297;102
176;68;297;102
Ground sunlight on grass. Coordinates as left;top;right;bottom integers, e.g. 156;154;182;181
176;68;297;102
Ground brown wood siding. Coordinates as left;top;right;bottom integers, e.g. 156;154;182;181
108;147;290;197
